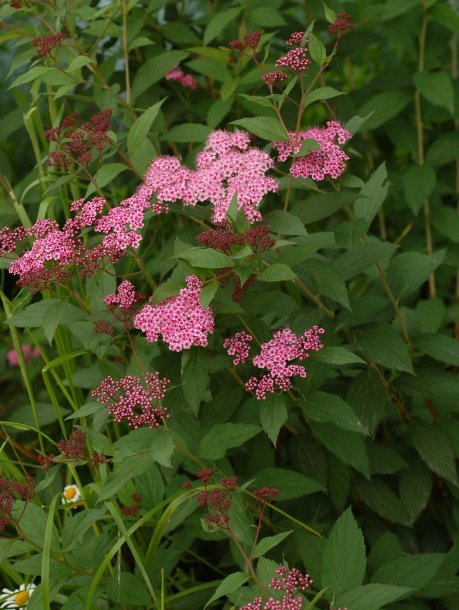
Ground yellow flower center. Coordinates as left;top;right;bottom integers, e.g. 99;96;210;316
65;487;77;500
14;591;30;606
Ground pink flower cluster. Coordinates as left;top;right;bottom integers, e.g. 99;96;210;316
262;71;289;85
6;344;40;367
1;219;85;292
240;326;324;400
92;373;169;429
223;331;252;365
274;31;311;72
104;280;146;330
240;566;313;610
272;122;351;181
144;130;278;223
1;189;154;290
134;276;214;351
165;65;197;89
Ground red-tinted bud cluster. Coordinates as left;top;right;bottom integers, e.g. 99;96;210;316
57;429;87;460
93;319;115;336
121;493;143;516
32;33;66;57
44;109;112;168
39;429;108;470
0;476;35;530
328;13;354;38
196;225;273;302
230;32;261;52
254;486;278;503
244;32;261;49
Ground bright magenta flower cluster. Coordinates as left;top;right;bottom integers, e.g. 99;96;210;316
165;65;198;89
92;373;169;429
224;327;324;399
134;276;215;351
144;130;278;223
240;566;313;610
273;122;351;181
223;331;253;365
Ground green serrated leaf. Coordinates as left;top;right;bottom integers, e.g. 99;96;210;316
230;116;289;141
204;572;250;609
199;282;218;309
311;422;370;478
308;31;326;66
150;429;174;468
264;211;307;236
411;421;458;486
321;507;366;599
349;322;414;374
127;98;166;157
258;263;298;282
203;7;242;46
253;467;325;500
260;393;288;445
198;423;261;459
335;583;414;610
302;391;367;434
253;531;293;559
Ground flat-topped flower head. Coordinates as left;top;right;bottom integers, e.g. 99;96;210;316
273;122;352;181
1;583;36;609
245;326;324;399
92;373;169;429
144;130;277;225
134;276;215;351
240;566;313;610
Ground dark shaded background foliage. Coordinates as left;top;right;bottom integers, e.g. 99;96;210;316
1;0;459;609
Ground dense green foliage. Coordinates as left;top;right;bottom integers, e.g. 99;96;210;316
1;0;459;609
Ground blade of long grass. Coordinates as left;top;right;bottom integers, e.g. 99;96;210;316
0;422;57;446
85;488;192;610
1;293;44;453
105;501;159;609
42;349;87;436
41;494;58;610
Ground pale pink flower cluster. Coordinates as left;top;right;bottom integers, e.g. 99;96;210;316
240;566;313;610
134;275;214;351
276;47;310;71
144;130;278;224
245;326;324;399
223;331;252;364
6;344;40;366
92;372;169;429
165;66;198;89
286;32;306;46
272;122;351;181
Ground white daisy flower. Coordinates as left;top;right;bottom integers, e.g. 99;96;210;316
1;583;36;608
61;484;82;504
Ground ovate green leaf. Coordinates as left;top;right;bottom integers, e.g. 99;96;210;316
230;117;289;141
302;391;367;434
349;322;414;374
321;507;366;598
198;423;261;459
